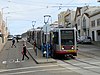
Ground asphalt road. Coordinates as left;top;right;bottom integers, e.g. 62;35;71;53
0;40;81;75
0;40;100;75
0;40;36;69
62;44;100;75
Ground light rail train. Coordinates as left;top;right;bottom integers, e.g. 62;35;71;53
26;27;78;58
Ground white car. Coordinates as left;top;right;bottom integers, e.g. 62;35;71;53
15;35;22;39
8;35;13;40
78;36;92;44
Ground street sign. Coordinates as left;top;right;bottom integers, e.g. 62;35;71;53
43;24;51;34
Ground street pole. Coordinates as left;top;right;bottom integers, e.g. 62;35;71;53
32;21;36;41
32;21;38;56
44;15;51;61
32;21;36;29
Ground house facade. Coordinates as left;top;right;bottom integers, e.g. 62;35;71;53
75;6;90;37
75;6;100;42
58;9;75;28
58;11;67;27
0;11;8;51
89;8;100;41
64;9;75;28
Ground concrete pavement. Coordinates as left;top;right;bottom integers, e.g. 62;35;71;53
26;41;57;64
0;39;57;68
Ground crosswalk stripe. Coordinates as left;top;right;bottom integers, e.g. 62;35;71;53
0;64;58;73
4;68;68;75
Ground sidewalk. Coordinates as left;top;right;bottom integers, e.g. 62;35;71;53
26;41;57;64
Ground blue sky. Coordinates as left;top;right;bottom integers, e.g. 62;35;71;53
0;0;99;35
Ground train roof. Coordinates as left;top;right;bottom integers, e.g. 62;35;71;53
52;27;76;31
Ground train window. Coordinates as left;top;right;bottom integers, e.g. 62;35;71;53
61;39;74;45
61;30;74;39
61;30;74;45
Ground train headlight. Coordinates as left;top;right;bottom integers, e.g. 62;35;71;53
71;46;74;50
62;47;64;50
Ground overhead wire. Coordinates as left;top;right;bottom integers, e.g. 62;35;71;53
6;0;99;22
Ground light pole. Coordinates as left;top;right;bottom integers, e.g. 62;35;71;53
32;20;36;40
44;15;51;25
32;21;36;29
97;0;100;2
44;15;51;60
32;21;38;56
44;15;51;43
32;21;36;42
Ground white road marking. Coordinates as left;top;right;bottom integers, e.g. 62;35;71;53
51;70;72;73
2;61;7;64
5;68;68;75
15;59;20;63
27;48;33;50
72;63;87;65
84;66;100;69
58;64;81;70
92;62;100;64
0;64;58;73
20;60;25;62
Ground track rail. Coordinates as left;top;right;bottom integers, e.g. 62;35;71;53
78;50;100;60
60;50;100;74
62;59;100;74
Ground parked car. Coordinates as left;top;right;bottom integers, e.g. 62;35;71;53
7;35;13;40
15;35;22;39
77;36;92;44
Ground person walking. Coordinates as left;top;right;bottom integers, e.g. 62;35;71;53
33;41;37;55
11;37;16;48
16;36;19;42
22;44;29;60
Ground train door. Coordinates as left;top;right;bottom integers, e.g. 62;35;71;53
52;31;59;51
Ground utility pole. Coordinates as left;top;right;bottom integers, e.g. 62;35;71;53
32;21;38;56
32;21;36;29
44;15;51;60
44;15;51;43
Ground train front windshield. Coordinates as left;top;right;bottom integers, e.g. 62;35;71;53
61;30;74;45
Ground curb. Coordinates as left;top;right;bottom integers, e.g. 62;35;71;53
25;40;57;64
27;51;39;64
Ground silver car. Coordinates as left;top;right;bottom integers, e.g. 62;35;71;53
78;36;92;44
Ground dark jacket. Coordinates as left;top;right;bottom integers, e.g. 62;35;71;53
23;46;27;54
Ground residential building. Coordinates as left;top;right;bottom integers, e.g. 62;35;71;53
89;7;100;41
0;12;2;33
58;9;75;28
64;9;75;28
58;11;67;27
75;6;100;41
0;11;8;51
50;21;58;28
